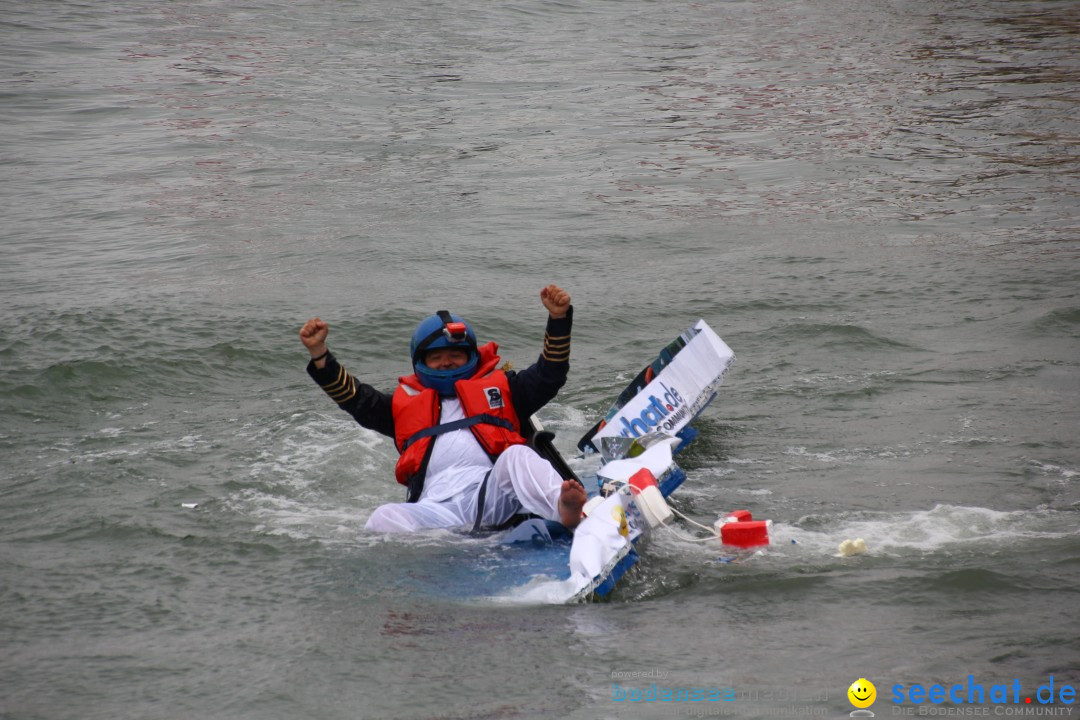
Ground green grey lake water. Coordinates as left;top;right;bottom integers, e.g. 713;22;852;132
1;0;1078;718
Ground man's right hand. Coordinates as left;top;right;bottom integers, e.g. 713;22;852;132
300;318;329;365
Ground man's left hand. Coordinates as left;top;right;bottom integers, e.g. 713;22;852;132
540;284;571;319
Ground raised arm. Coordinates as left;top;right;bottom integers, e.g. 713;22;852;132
300;317;395;438
509;285;573;420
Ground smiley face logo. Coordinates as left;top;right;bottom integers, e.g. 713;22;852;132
847;678;876;709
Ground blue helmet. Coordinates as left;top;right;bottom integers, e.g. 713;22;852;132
410;310;479;395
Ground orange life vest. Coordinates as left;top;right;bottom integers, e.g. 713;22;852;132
392;342;526;497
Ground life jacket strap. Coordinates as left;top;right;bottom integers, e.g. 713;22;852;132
471;470;492;534
401;414;515;452
469;471;538;534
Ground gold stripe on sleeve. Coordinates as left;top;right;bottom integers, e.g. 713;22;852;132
543;332;571;362
329;377;356;404
323;366;358;404
322;366;349;393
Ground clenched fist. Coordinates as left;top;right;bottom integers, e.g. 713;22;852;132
540;285;571;319
299;317;329;358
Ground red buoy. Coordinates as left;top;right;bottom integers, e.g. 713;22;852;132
717;510;771;548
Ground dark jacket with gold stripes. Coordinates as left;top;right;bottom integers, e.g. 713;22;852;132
307;307;573;445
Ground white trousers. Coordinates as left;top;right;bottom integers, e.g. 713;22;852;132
364;445;564;533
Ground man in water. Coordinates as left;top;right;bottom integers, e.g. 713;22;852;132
300;284;587;533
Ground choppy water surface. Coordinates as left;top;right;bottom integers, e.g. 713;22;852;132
2;0;1078;718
